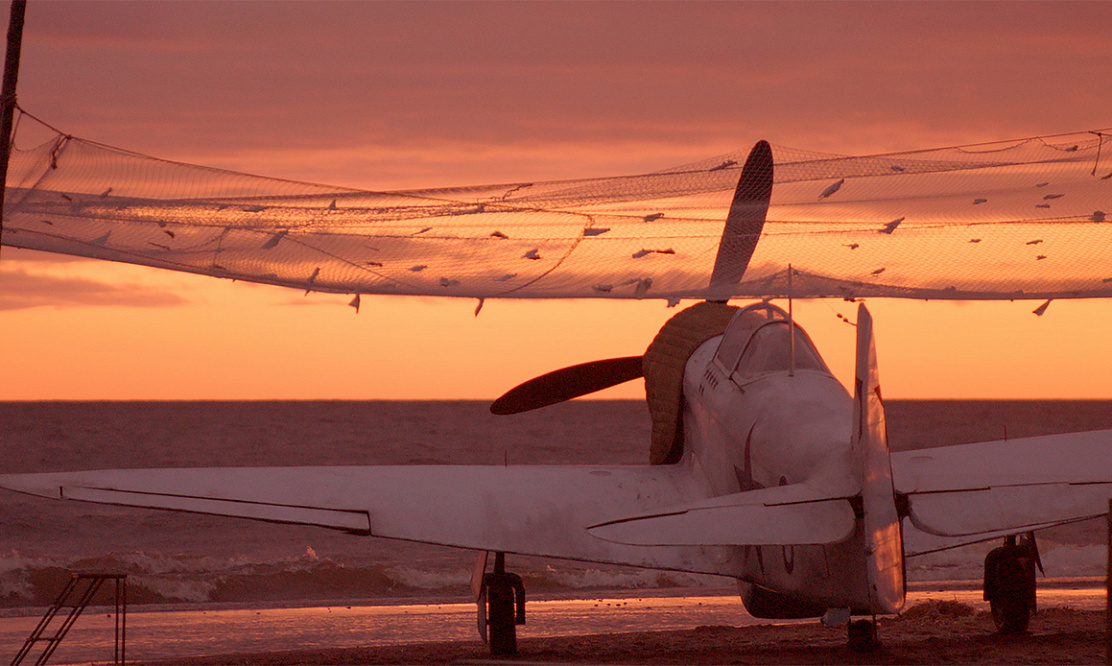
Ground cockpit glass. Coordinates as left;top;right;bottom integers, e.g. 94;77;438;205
713;306;786;371
734;322;828;378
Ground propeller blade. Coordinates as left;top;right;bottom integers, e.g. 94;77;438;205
709;140;774;292
490;356;644;415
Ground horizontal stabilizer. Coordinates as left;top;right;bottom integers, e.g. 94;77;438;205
588;484;855;546
893;429;1112;538
907;482;1112;537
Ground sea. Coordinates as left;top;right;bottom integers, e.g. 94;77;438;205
2;400;1111;662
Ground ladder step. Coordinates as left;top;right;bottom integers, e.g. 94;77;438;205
12;572;127;666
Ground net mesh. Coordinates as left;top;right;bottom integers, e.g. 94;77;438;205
4;111;1112;302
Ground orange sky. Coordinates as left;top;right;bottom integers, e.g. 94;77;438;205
3;1;1112;400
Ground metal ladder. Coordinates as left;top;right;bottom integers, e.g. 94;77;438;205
11;572;126;666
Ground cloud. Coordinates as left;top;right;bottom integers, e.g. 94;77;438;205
0;268;188;311
1;248;92;264
23;1;1112;171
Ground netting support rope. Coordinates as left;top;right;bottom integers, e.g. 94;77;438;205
1090;131;1109;177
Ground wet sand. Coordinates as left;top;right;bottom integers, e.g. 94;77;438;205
151;603;1107;665
6;585;1101;665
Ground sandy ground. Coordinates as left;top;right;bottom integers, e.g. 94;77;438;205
147;602;1108;665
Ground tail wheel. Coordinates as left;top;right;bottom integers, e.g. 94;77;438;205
847;619;879;652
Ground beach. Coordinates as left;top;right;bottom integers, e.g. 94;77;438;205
4;584;1108;665
152;607;1109;665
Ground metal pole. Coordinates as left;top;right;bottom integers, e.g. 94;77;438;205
114;577;122;665
1106;499;1111;665
122;576;126;665
0;0;26;261
787;264;795;377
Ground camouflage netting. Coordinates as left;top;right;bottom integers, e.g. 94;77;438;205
4;110;1112;303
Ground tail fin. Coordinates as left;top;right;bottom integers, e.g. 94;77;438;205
852;304;905;614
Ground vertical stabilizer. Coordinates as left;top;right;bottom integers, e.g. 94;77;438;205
852;304;905;614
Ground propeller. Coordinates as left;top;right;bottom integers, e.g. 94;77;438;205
708;139;773;293
490;356;644;415
490;141;773;415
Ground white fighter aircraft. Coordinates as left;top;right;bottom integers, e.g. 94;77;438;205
4;139;1112;653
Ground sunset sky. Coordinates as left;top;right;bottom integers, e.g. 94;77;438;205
3;1;1112;400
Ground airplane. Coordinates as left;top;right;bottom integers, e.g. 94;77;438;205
4;138;1112;656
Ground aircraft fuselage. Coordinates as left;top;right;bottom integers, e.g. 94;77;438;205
677;303;887;616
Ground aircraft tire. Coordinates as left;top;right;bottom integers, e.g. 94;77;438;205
984;545;1034;635
847;619;878;652
485;573;518;656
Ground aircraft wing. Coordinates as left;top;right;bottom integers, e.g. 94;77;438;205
1;463;747;576
892;429;1112;542
0;465;691;557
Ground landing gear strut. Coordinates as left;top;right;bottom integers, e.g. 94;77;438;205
983;533;1040;634
479;552;525;656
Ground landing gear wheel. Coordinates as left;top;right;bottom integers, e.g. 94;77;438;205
482;552;526;657
990;592;1030;635
486;577;517;656
847;619;879;652
984;537;1036;635
987;549;1031;635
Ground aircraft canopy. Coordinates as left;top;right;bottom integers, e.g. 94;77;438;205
713;304;828;379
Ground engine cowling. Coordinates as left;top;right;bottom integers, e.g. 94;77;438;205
643;301;738;464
